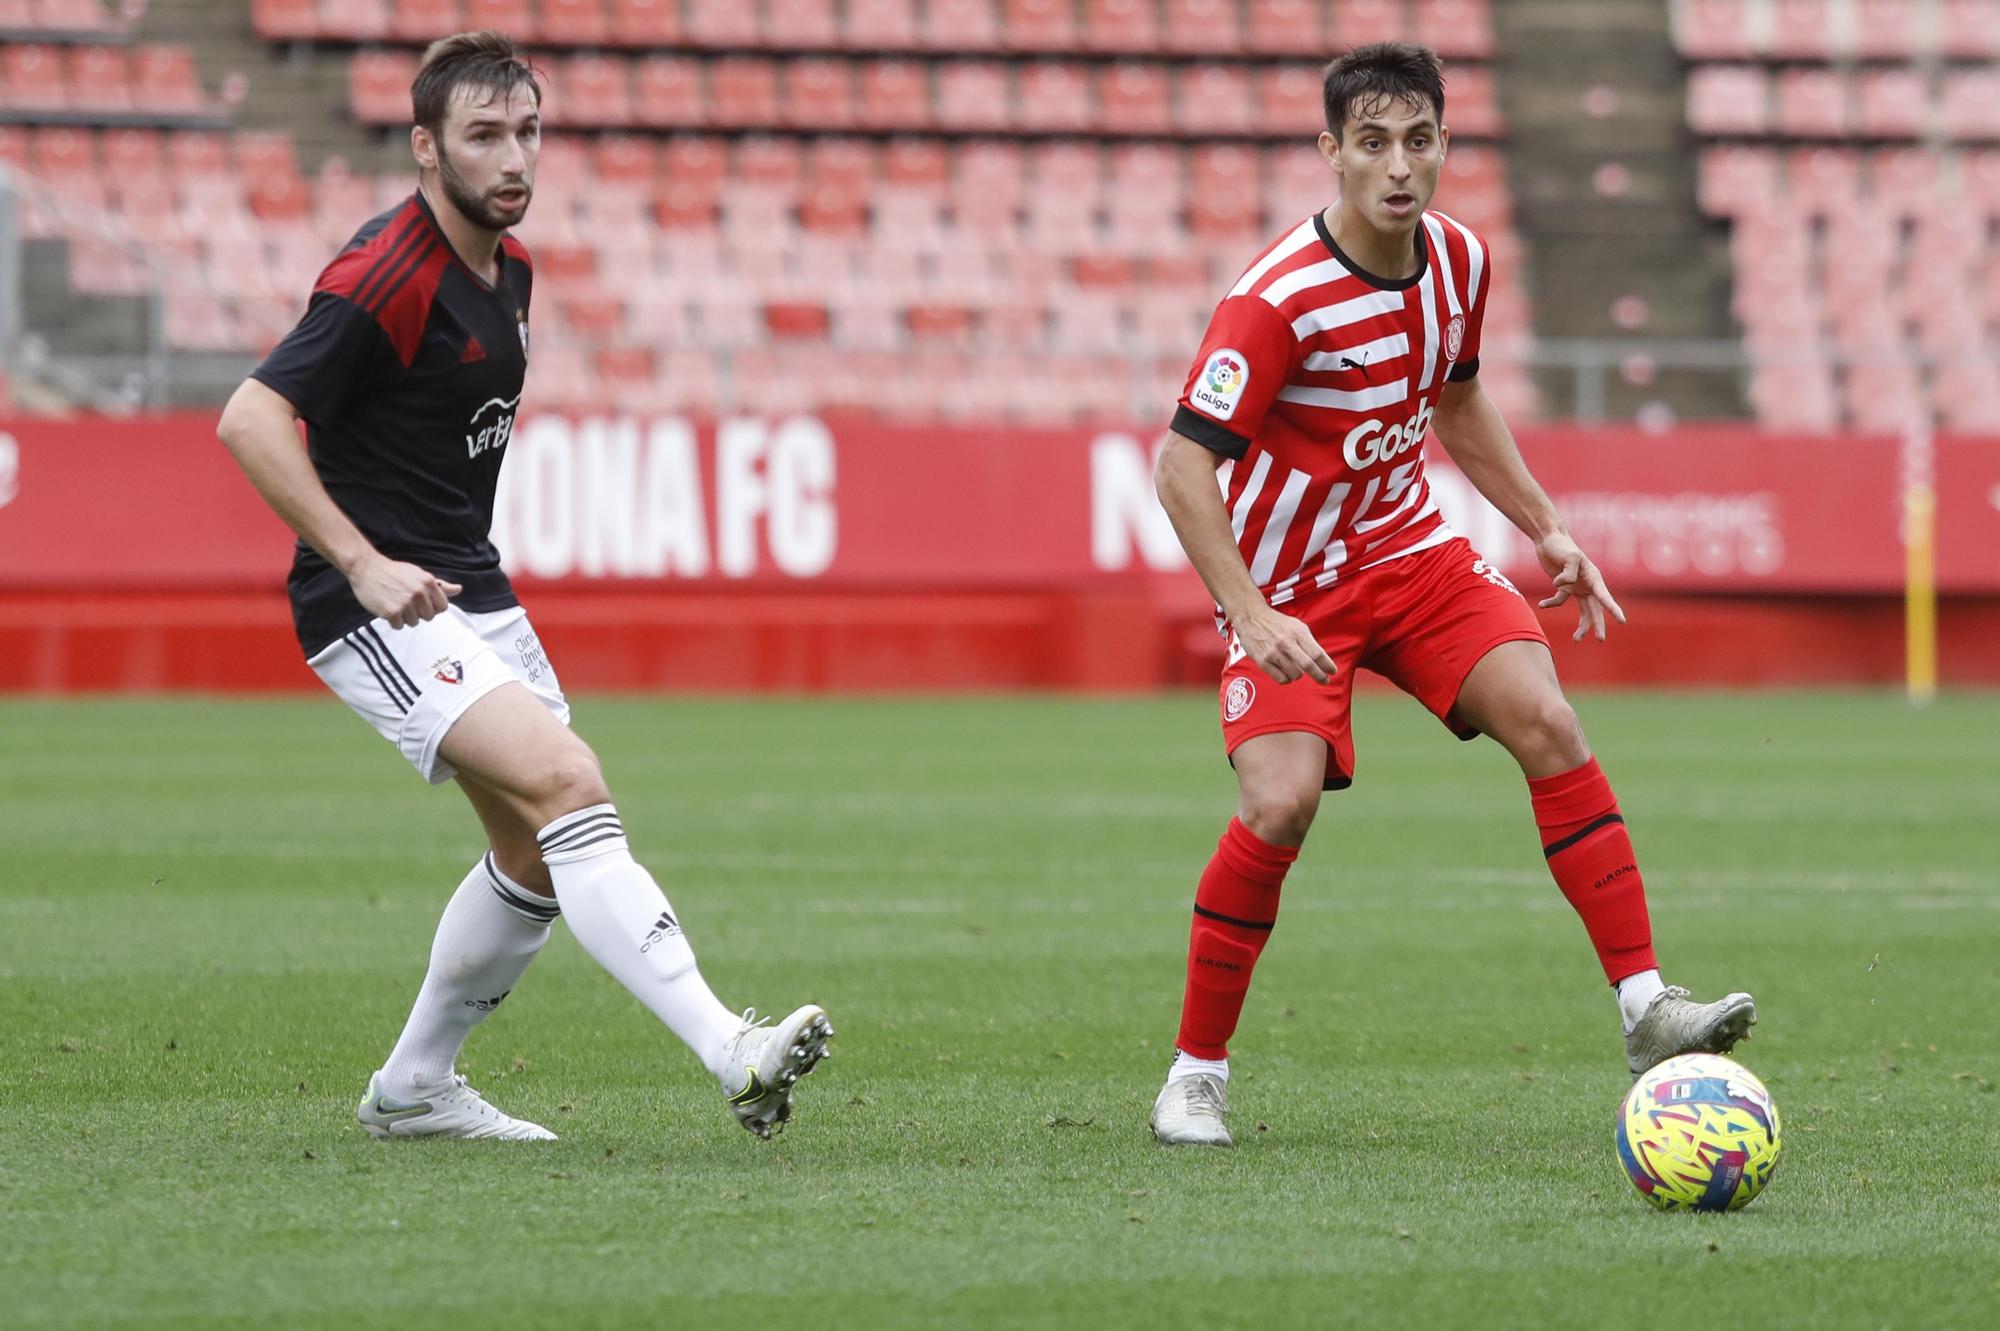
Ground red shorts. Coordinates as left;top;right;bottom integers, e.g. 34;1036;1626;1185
1218;536;1548;789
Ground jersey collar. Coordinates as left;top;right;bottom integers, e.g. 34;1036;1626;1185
412;189;507;294
1314;210;1428;292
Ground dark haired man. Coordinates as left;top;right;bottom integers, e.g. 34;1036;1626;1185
217;32;831;1142
1147;43;1755;1146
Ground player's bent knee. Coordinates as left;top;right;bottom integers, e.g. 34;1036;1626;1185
1239;786;1321;847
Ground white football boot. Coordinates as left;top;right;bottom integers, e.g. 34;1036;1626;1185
356;1072;558;1141
1150;1073;1233;1147
1625;986;1757;1077
719;1005;834;1138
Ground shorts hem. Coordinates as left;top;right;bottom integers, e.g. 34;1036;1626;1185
400;671;517;785
1439;628;1553;737
1223;722;1355;792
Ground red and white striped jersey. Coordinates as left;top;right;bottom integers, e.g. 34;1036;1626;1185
1172;210;1490;617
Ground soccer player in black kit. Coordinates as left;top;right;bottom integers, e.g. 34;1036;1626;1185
216;31;832;1141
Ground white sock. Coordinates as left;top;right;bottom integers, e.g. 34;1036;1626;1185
1617;968;1667;1034
538;803;741;1077
1166;1049;1230;1085
378;853;557;1096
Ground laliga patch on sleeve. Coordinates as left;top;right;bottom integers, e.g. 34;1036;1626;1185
1190;348;1250;421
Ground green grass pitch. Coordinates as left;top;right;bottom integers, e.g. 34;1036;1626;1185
3;691;1997;1329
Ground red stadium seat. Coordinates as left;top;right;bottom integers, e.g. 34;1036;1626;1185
235;129;301;178
1958;149;2000;213
1263;141;1327;220
1411;0;1496;60
684;0;760;45
34;0;112;32
1330;0;1407;47
66;45;133;115
1083;0;1159;53
1775;68;1852;139
252;0;325;40
1673;0;1753;58
608;0;681;44
846;0;920;48
1176;65;1253;136
463;0;537;39
858;61;930;129
1256;65;1321;136
133;45;207;115
922;0;1001;49
349;50;416;123
29;126;96;181
764;0;839;49
101;127;164;177
1855;69;1928;139
1941;71;2000;142
709;57;780;126
734;134;804;189
1096;62;1169;135
1162;0;1240;56
806;135;874;183
1852;0;1920;57
167;129;232;180
1686;64;1769;137
1108;142;1182;207
798;180;868;235
592;132;655;185
1696;145;1776;216
1244;0;1322;57
633;56;702;127
540;0;610;45
1940;0;2000;58
934;61;1011;131
1444;66;1501;137
554;55;632;127
2;44;67;111
1785;146;1862;215
249;172;313;221
319;0;393;41
881;137;947;191
1002;0;1076;52
782;59;854;128
662;133;726;185
389;0;460;42
1014;61;1092;133
1767;0;1834;59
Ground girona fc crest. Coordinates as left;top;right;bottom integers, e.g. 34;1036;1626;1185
1222;675;1256;723
1445;313;1466;361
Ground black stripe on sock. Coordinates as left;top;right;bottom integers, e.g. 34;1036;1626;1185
1192;904;1276;932
484;854;560;920
346;632;413;711
1543;813;1625;860
537;812;621;852
364;625;422;699
540;827;626;858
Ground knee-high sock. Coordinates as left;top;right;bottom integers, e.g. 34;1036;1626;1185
1529;758;1658;985
538;803;740;1077
378;854;557;1096
1175;818;1296;1061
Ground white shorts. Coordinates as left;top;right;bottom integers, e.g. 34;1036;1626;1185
307;604;570;784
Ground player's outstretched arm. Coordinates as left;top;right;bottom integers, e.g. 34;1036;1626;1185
1431;377;1626;642
1154;430;1335;684
217;379;462;628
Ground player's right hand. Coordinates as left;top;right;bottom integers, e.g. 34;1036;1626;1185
1235;606;1337;685
349;554;462;628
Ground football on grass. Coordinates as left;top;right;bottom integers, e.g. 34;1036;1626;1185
1617;1053;1782;1212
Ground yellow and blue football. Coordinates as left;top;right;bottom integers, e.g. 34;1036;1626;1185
1618;1053;1782;1212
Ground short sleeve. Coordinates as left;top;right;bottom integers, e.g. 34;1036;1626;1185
1171;295;1302;459
249;292;392;426
1445;251;1489;384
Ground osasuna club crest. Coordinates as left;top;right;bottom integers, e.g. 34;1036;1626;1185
1223;675;1256;723
1445;313;1466;362
516;309;529;359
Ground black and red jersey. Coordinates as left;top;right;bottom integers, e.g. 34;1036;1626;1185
250;191;534;655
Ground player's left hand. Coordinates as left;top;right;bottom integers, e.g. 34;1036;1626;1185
1535;533;1626;642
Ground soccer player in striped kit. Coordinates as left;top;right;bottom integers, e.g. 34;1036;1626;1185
216;32;830;1141
1148;43;1755;1147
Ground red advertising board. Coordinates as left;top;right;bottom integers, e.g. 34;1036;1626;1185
2;413;1997;594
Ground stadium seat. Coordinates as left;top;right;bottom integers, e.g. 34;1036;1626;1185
1256;65;1321;137
734;134;804;189
921;0;1001;49
1096;62;1169;135
845;0;920;48
1686;64;1768;137
319;0;393;41
252;0;324;40
764;0;839;49
1263;141;1327;221
684;0;760;46
29;125;95;182
1766;0;1834;59
65;45;134;115
1411;0;1497;60
1854;69;1928;140
633;56;702;127
1002;0;1075;52
1852;0;1920;58
133;45;206;115
1672;0;1754;58
608;0;682;44
1330;0;1408;47
709;57;779;127
235;129;301;179
1014;61;1091;134
554;54;632;126
1083;0;1158;53
1775;68;1852;140
167;129;232;181
1869;146;1940;211
1696;145;1776;217
540;0;610;45
349;49;415;123
1161;0;1239;55
1445;67;1501;138
1940;0;2000;58
1244;0;1322;56
34;0;112;33
1176;65;1253;137
100;126;163;177
2;44;67;111
463;0;536;39
782;59;854;128
388;0;459;42
1786;146;1862;214
857;60;930;129
1958;149;2000;214
880;136;946;192
1940;71;2000;142
591;132;655;186
934;61;1010;131
806;134;874;183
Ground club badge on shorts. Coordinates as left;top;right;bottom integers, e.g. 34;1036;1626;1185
1223;675;1256;723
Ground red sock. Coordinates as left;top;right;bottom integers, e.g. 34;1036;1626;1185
1175;818;1296;1060
1529;758;1657;985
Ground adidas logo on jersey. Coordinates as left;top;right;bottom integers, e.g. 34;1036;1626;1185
1342;399;1435;471
460;337;486;364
